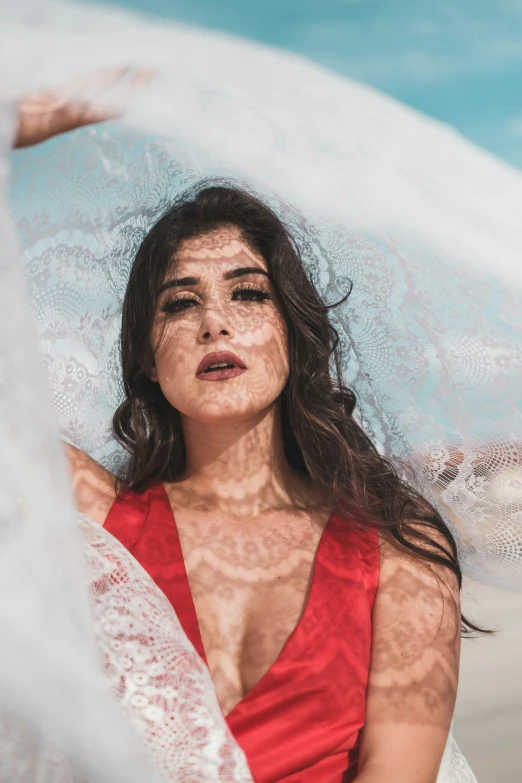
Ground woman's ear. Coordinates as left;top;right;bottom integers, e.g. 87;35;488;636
142;356;159;382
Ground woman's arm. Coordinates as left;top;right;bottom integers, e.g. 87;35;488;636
356;524;461;783
13;70;152;523
63;442;117;527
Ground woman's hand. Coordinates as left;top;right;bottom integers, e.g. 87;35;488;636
14;66;154;148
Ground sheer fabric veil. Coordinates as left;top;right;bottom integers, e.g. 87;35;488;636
1;0;521;780
0;81;253;783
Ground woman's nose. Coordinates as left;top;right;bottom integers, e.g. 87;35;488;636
197;303;233;342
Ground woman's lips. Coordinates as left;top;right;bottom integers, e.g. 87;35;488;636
197;365;246;382
196;350;247;381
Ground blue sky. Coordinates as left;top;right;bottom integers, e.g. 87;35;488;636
98;0;522;169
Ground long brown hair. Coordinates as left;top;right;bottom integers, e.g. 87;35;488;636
113;181;495;638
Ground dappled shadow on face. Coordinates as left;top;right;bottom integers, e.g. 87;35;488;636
150;226;302;509
151;226;289;426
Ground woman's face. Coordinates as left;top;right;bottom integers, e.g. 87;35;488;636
150;226;289;423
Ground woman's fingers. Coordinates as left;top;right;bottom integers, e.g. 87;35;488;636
59;66;132;103
84;66;157;120
14;66;156;148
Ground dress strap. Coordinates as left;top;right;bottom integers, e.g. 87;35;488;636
103;484;207;663
103;485;152;551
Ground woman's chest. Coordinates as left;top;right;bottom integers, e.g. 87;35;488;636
174;511;326;715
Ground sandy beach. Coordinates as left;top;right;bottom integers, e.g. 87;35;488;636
453;577;522;782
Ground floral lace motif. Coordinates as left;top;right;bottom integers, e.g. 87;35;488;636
80;514;253;783
9;122;522;592
3;1;521;778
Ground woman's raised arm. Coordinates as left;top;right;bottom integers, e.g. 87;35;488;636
12;69;153;526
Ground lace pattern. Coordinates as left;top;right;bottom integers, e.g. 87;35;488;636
438;724;478;783
81;514;253;783
2;0;522;779
9;125;522;590
4;0;521;591
0;94;251;781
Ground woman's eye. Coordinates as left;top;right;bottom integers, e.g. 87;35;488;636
232;286;271;302
160;296;199;314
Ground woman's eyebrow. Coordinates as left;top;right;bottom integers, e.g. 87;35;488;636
159;276;198;293
159;266;270;293
224;266;270;281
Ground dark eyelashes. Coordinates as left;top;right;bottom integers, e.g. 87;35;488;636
160;285;271;314
233;286;271;304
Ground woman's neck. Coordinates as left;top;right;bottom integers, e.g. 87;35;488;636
177;403;311;518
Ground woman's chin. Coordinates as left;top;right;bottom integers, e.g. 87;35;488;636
185;407;267;425
166;374;286;425
176;396;279;426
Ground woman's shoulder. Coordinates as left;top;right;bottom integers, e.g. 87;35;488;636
63;441;117;526
375;519;461;608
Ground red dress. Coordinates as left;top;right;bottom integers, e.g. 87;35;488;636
104;483;380;783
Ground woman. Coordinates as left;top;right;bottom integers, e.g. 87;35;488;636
15;76;490;783
63;183;492;783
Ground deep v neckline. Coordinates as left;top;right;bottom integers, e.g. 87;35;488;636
158;483;334;720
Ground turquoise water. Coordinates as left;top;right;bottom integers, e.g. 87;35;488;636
97;0;522;170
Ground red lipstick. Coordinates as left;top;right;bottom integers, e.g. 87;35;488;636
196;350;247;381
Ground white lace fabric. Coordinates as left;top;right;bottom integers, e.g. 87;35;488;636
81;515;253;782
4;0;521;591
1;0;522;780
438;730;479;783
0;99;161;783
0;83;252;783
